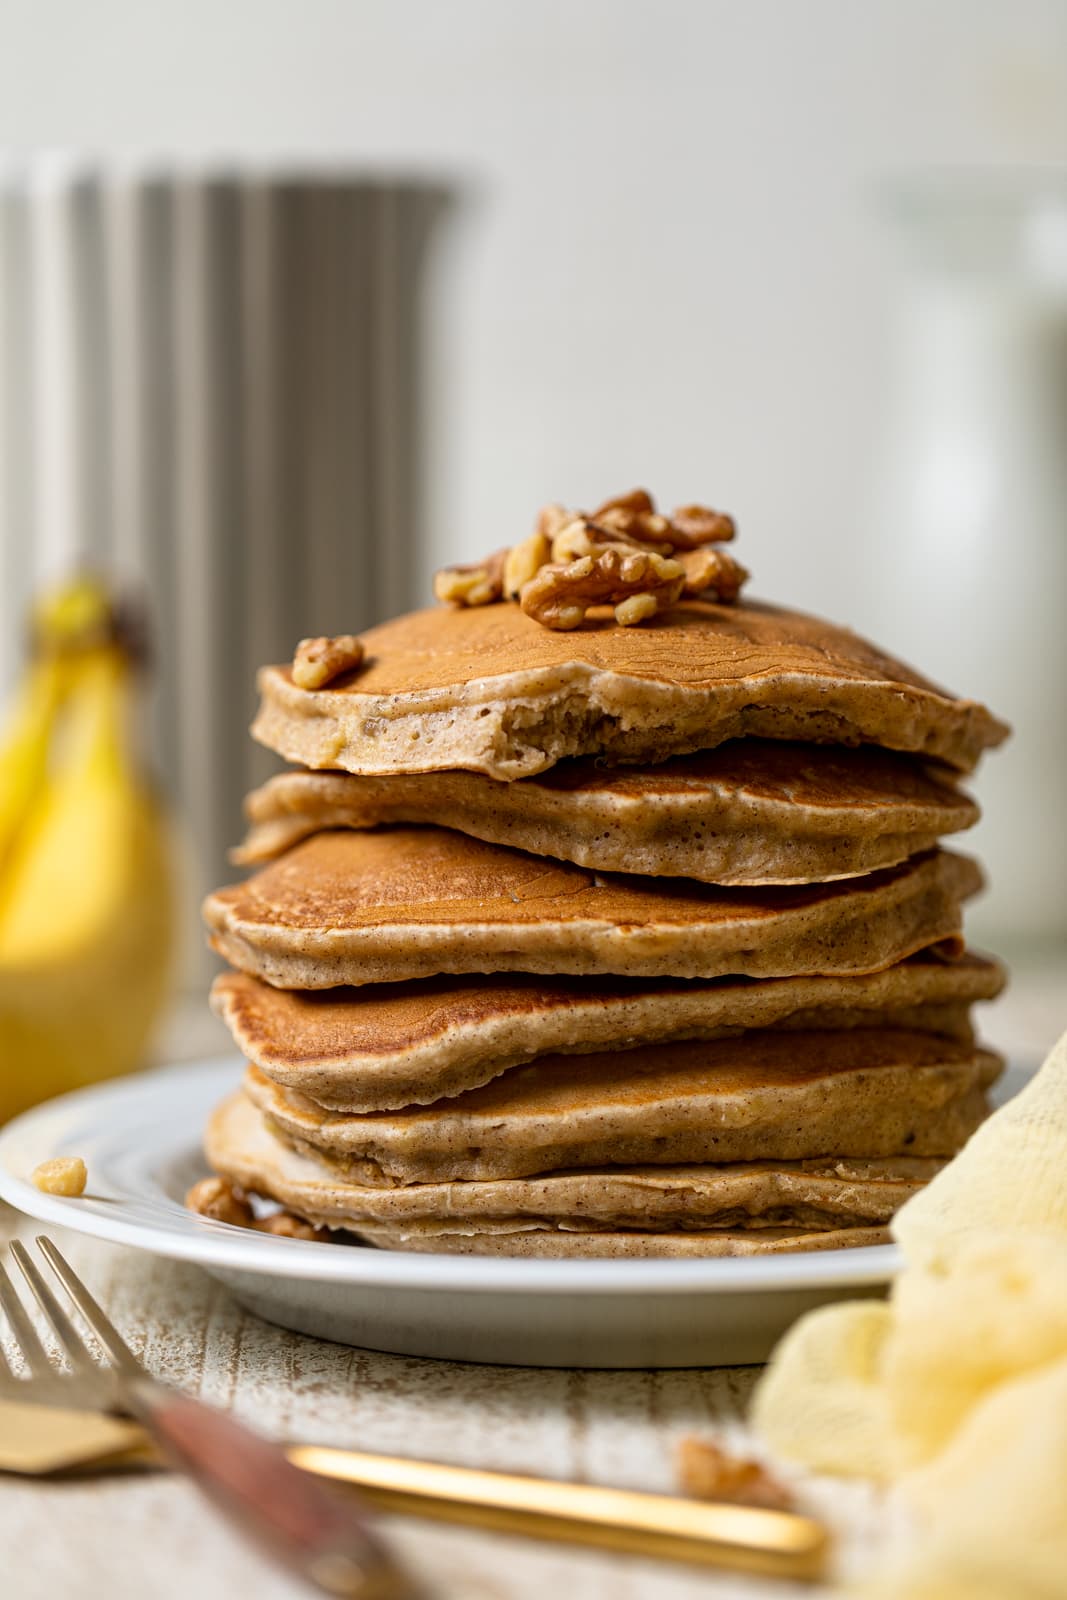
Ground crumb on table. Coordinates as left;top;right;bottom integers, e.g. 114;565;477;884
676;1435;796;1511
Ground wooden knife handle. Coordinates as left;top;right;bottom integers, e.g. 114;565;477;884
126;1381;416;1599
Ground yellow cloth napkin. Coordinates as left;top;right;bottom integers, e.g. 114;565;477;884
753;1028;1067;1598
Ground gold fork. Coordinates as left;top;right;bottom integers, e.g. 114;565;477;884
0;1237;415;1599
1;1235;830;1581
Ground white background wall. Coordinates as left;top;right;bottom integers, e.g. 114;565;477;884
3;0;1066;614
3;1;1067;948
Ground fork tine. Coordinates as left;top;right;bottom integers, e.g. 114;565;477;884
9;1240;97;1376
0;1258;53;1378
0;1322;23;1383
35;1237;141;1377
0;1286;23;1384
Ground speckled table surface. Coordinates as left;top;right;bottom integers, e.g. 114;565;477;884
0;1204;893;1600
1;966;1061;1600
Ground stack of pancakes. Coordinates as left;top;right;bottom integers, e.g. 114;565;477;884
200;597;1009;1257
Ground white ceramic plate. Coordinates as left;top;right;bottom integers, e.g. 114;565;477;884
0;1056;1024;1369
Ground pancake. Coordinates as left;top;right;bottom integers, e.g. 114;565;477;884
245;1030;1003;1185
203;829;980;989
234;741;978;886
351;1226;892;1257
211;951;1005;1112
207;1089;934;1247
251;599;1008;780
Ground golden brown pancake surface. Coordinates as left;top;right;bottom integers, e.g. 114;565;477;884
235;741;978;886
246;1029;1002;1185
252;600;1008;780
203;829;981;988
211;951;1004;1111
205;1089;933;1258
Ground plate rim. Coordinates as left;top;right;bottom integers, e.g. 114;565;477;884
0;1054;909;1296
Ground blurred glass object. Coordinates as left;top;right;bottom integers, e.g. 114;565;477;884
867;172;1067;949
0;158;450;978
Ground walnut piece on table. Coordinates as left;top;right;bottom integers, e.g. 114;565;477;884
292;634;365;690
676;1436;797;1511
520;546;685;630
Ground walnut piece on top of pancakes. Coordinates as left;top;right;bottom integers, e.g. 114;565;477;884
291;633;365;690
434;488;747;628
521;547;686;630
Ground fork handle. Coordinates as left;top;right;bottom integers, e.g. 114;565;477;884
123;1379;415;1599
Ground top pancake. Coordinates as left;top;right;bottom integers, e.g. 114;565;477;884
234;741;978;886
252;600;1008;780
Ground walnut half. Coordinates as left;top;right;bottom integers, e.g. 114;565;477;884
254;1210;333;1242
591;488;673;546
32;1157;87;1197
292;634;365;690
433;548;507;607
185;1176;255;1228
433;489;745;630
520;547;685;630
504;529;551;598
185;1179;335;1243
679;546;750;601
551;516;674;565
669;503;736;549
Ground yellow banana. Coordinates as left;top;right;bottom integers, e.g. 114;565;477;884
0;581;174;1123
0;651;67;885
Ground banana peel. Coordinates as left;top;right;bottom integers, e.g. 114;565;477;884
0;652;68;885
0;581;174;1123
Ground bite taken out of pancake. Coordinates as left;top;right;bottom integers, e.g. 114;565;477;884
196;503;1013;1263
252;599;1008;782
235;741;979;887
